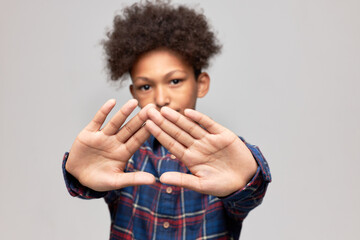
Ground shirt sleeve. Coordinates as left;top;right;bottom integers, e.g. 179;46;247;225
62;152;108;199
221;138;271;221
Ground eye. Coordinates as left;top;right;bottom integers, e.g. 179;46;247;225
170;79;181;85
139;84;151;91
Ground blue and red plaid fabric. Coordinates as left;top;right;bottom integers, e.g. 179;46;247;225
62;136;271;240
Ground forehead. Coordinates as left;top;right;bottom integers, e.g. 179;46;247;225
131;48;192;78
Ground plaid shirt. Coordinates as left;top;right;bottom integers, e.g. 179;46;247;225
62;136;271;240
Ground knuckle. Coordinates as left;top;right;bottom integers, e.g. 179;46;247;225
131;134;142;146
119;108;128;117
108;121;118;131
187;124;196;134
124;124;132;134
167;140;175;149
92;118;102;126
152;128;162;138
173;130;182;140
158;117;165;126
174;114;182;124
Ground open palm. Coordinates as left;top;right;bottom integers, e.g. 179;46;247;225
65;99;156;192
145;107;258;197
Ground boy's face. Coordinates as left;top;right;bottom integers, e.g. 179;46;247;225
130;48;209;114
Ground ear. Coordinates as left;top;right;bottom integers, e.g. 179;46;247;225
196;72;210;98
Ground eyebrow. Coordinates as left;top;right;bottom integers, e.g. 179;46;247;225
165;70;188;78
133;70;188;82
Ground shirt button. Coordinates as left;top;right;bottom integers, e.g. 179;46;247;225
170;154;176;159
166;187;173;194
163;222;170;229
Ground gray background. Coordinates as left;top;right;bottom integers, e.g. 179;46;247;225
1;0;359;239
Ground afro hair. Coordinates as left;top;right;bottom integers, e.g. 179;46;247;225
102;0;222;82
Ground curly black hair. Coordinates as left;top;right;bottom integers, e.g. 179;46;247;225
102;0;222;82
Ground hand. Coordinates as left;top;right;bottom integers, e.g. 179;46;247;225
66;99;156;192
145;107;258;197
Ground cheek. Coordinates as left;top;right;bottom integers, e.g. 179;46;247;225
179;87;198;108
135;94;153;108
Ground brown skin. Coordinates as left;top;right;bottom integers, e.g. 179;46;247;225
65;100;156;192
66;48;257;197
131;48;258;197
130;48;209;113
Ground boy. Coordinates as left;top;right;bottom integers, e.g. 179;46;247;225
63;1;271;239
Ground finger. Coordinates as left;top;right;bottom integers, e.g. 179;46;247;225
144;120;186;159
116;103;155;143
102;99;138;135
184;108;225;134
112;171;156;189
85;99;116;132
147;108;195;147
123;126;151;156
160;172;203;193
160;107;207;139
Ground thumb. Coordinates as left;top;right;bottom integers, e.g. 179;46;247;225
160;172;202;192
108;172;156;190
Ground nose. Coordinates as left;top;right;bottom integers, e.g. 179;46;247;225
155;86;170;108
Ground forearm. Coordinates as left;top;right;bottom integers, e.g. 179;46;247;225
222;140;271;220
222;167;270;221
